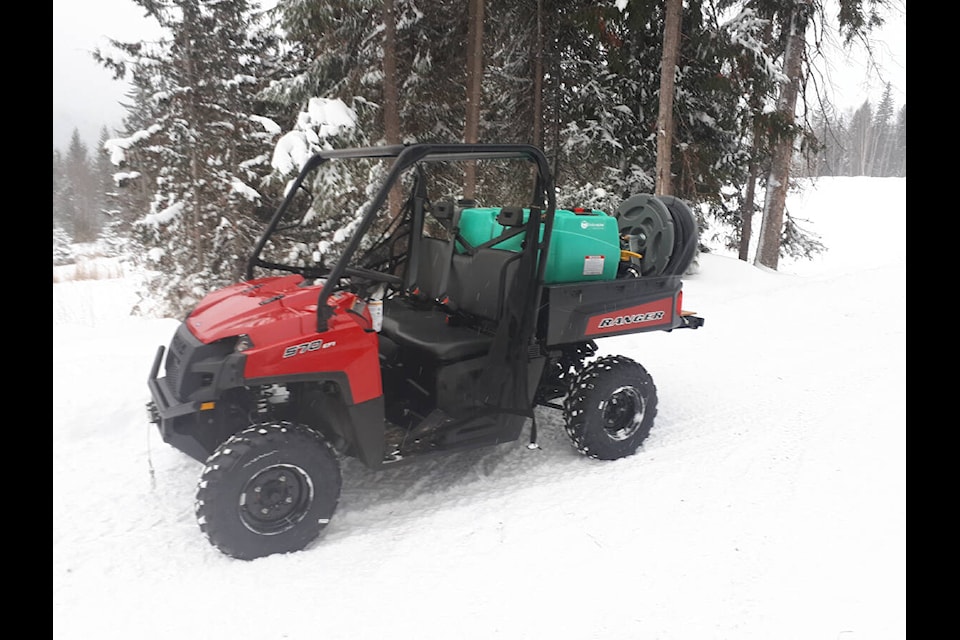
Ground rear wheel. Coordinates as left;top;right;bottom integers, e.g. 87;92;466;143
563;355;658;460
195;422;341;560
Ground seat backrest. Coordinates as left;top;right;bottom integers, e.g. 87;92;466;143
410;237;449;301
448;247;521;322
410;223;521;325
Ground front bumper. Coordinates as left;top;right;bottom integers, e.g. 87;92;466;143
147;345;218;462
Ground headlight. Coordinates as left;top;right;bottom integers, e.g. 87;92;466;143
235;334;255;352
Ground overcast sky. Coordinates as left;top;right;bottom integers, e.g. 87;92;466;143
52;0;906;153
53;0;162;151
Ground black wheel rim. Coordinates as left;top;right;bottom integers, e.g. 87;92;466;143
600;385;645;441
238;464;314;535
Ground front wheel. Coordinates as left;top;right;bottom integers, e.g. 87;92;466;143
195;422;341;560
563;355;658;460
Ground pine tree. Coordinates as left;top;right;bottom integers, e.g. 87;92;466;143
73;0;897;303
393;0;473;144
807;101;845;177
893;103;906;177
53;149;67;232
53;148;77;265
53;226;75;266
96;126;128;257
95;0;288;317
847;100;873;176
64;129;100;243
805;92;906;179
263;0;381;139
871;82;895;176
536;0;772;236
670;1;771;228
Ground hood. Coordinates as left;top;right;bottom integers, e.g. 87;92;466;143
185;275;323;343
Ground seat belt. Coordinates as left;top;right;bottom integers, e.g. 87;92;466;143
403;169;428;298
434;203;462;313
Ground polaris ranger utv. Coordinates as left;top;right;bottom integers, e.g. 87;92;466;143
147;143;703;560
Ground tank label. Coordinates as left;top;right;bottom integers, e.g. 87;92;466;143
585;298;673;335
583;255;605;276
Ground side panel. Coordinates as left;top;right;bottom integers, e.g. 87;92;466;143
540;275;683;346
242;307;383;404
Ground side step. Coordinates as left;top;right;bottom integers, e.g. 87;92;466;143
382;408;506;464
383;409;456;463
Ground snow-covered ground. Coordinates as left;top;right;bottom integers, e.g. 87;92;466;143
53;177;906;640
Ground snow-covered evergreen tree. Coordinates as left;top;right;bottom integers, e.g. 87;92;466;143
847;99;873;177
267;96;381;264
59;130;101;243
871;82;896;176
53;149;67;232
53;226;75;266
96;0;289;317
893;103;906;178
70;0;899;307
262;0;381;140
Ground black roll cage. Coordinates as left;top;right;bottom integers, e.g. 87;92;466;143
246;143;559;333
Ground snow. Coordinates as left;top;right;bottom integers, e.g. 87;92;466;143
249;114;282;135
53;177;905;640
305;97;358;138
103;124;163;166
270;98;359;176
271;129;315;175
143;200;184;227
230;177;262;202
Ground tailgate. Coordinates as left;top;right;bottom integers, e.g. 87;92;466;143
539;275;701;346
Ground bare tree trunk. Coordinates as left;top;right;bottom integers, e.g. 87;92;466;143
859;120;871;176
755;0;810;270
739;102;766;261
186;56;203;262
738;159;759;262
464;0;485;199
383;0;401;216
655;0;682;196
531;0;544;149
551;51;561;182
865;120;879;176
850;103;872;176
872;128;887;176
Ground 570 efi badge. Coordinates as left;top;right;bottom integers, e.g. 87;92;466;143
282;339;335;358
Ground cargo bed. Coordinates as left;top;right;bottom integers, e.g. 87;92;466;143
538;274;703;346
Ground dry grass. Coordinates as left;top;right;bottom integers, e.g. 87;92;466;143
53;257;126;283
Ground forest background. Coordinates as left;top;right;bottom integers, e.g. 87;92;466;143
52;0;906;318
